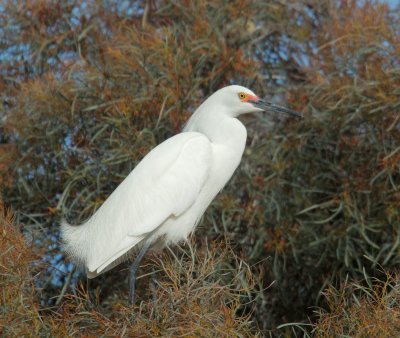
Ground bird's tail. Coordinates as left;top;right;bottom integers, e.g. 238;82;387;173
60;219;88;267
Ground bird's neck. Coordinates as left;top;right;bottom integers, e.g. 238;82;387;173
183;106;247;147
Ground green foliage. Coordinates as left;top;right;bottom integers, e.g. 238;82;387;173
1;0;399;335
234;1;400;326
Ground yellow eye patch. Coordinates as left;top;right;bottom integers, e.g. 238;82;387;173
238;92;258;102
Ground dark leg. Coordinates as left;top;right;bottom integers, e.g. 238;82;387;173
149;266;157;303
129;240;152;304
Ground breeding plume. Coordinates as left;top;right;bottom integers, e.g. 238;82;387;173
61;85;301;303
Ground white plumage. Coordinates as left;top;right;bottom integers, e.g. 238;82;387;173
61;85;300;281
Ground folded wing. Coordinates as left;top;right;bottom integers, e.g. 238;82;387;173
70;132;212;276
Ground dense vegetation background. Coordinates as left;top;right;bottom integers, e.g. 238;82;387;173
1;0;399;336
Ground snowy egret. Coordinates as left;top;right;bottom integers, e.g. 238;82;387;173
61;85;301;303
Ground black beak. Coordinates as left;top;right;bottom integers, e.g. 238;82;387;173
253;99;303;118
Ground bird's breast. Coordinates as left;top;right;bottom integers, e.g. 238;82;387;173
157;117;247;244
195;116;247;202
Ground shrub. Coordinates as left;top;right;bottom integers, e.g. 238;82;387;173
0;201;261;336
314;272;400;337
1;0;399;332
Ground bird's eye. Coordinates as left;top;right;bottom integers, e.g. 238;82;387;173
238;92;247;101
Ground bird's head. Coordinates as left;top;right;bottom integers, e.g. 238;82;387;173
211;85;302;118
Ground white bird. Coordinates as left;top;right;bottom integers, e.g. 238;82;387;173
61;85;301;303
